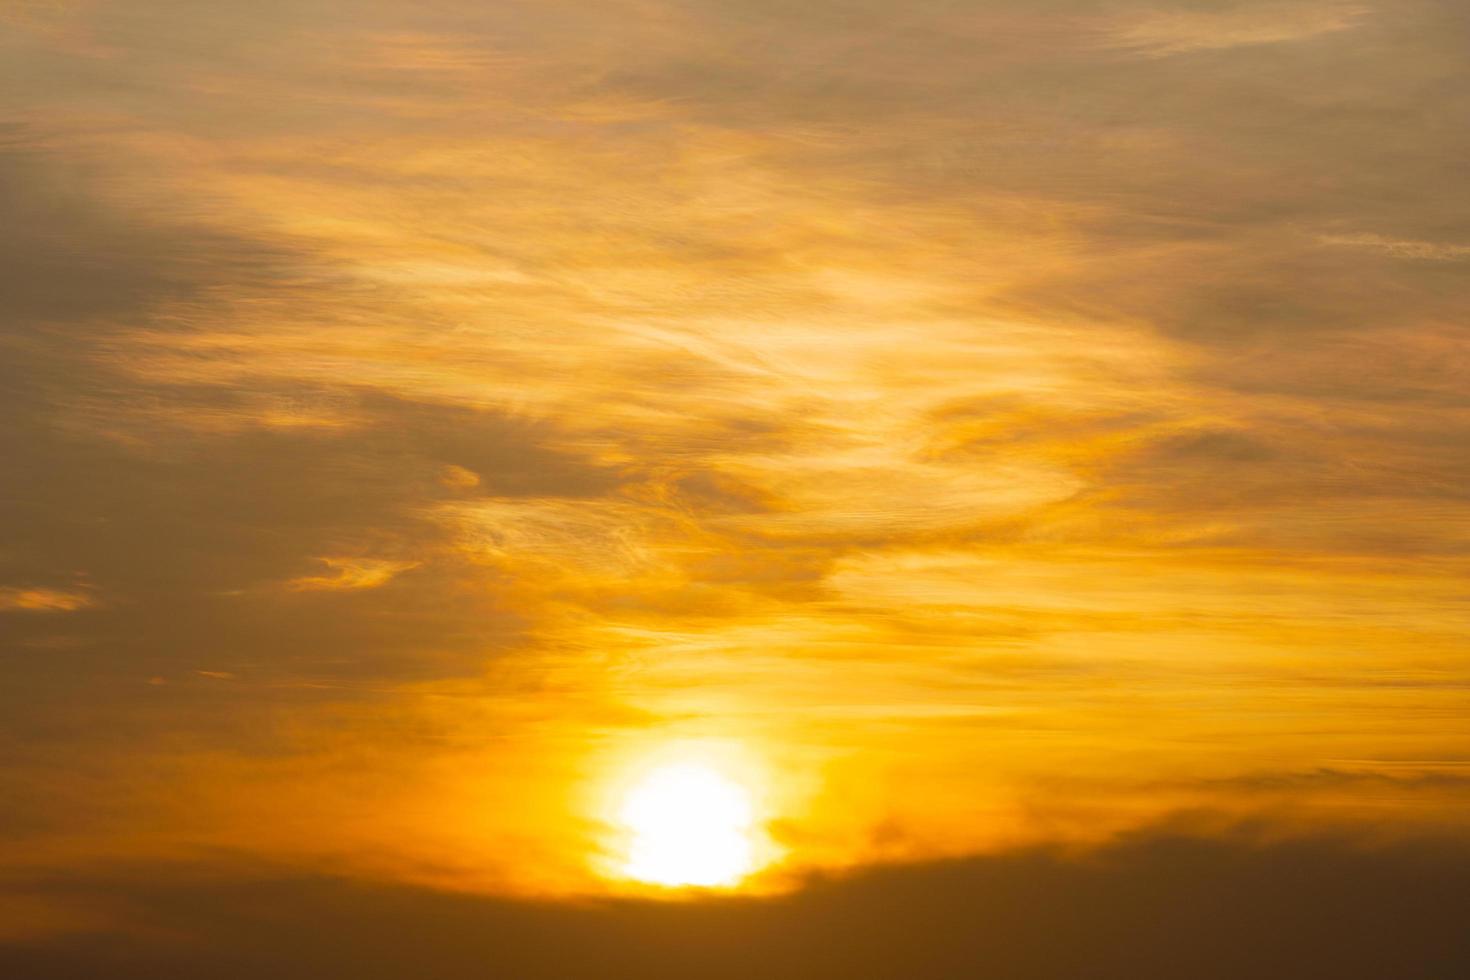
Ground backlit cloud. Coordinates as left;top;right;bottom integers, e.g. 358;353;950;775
1;2;1467;961
1104;2;1370;56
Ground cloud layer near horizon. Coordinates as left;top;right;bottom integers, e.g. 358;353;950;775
6;832;1470;978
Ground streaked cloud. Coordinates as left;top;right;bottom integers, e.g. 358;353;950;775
1320;231;1470;260
0;588;93;613
1104;2;1370;56
286;557;422;592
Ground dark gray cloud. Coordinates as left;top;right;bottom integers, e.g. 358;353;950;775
0;139;620;775
4;830;1470;978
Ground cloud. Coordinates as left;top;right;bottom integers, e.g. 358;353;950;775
4;831;1470;978
2;0;1470;910
285;557;421;592
1103;2;1370;57
1319;232;1470;260
0;588;93;613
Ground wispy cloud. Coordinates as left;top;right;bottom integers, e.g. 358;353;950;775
286;557;421;591
1103;2;1370;57
1319;232;1470;260
0;587;93;612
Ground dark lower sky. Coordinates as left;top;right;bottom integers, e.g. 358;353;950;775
7;832;1470;978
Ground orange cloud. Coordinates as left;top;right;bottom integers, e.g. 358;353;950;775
285;557;421;592
0;587;93;612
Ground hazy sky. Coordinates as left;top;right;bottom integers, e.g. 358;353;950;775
3;0;1469;971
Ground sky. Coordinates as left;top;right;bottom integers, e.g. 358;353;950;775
2;0;1469;973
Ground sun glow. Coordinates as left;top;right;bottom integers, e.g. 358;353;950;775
615;761;761;888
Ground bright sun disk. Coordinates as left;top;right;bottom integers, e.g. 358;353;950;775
616;762;758;887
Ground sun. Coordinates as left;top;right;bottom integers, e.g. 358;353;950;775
615;761;760;888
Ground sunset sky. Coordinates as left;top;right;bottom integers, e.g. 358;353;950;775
3;1;1469;974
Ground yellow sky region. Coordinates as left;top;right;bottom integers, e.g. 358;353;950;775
3;0;1470;903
